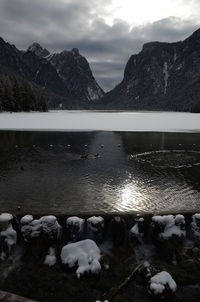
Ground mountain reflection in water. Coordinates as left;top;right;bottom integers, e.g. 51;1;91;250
0;131;200;215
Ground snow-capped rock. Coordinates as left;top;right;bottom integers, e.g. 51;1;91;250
0;213;16;258
129;218;144;244
66;216;85;241
87;216;104;232
152;214;185;240
20;215;62;242
61;239;101;278
191;213;200;239
149;271;177;296
20;215;34;242
41;215;62;242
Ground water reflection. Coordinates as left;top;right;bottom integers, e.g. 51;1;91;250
0;130;200;215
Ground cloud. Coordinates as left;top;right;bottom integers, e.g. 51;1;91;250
0;0;199;91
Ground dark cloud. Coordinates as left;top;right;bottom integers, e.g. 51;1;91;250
0;0;199;91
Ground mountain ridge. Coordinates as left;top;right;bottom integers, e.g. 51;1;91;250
0;37;104;111
1;28;200;111
99;28;200;112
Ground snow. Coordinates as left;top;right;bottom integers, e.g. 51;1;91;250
174;50;177;62
163;62;169;95
87;216;104;225
130;218;144;243
0;213;16;256
66;217;85;241
150;271;177;295
0;224;17;255
42;215;62;240
130;223;139;235
87;87;101;101
191;213;200;238
61;239;101;278
20;215;33;225
66;216;84;228
0;111;200;132
30;219;42;238
87;216;104;231
20;215;61;240
21;215;34;242
0;213;13;223
44;247;57;266
35;69;40;81
152;215;185;240
193;213;200;220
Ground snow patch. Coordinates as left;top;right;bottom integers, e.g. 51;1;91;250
66;216;85;241
44;247;57;266
1;111;200;132
61;239;101;278
0;213;13;223
130;223;139;236
0;215;17;258
163;62;169;95
152;214;185;240
66;216;84;229
87;86;102;101
20;215;62;241
191;213;200;238
87;216;104;232
150;271;177;295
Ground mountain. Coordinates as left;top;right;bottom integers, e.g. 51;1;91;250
0;38;104;111
27;42;50;57
100;28;200;112
27;43;104;104
47;48;104;103
1;28;200;112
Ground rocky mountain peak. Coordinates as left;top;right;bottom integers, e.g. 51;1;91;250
27;42;50;57
72;48;79;56
48;48;104;102
101;27;200;112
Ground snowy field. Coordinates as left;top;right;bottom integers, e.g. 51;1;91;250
0;110;199;132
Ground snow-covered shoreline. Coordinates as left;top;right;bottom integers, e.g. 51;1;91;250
0;110;199;132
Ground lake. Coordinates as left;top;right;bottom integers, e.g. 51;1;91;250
0;110;200;215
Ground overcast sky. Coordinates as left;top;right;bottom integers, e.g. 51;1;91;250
0;0;199;91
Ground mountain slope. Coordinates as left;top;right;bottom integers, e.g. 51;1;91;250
28;44;104;103
0;38;104;111
101;28;200;111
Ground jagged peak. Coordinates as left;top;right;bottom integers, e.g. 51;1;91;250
72;48;79;56
59;48;80;57
142;41;176;52
27;42;50;57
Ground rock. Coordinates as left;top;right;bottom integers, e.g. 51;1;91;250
0;213;17;259
48;49;104;102
148;271;177;298
151;215;186;262
66;216;85;242
61;239;101;278
87;216;104;243
191;213;200;240
27;42;50;58
110;216;127;247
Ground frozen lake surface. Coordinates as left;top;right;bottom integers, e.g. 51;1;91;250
0;110;200;132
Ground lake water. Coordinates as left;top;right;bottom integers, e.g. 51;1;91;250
0;124;200;215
